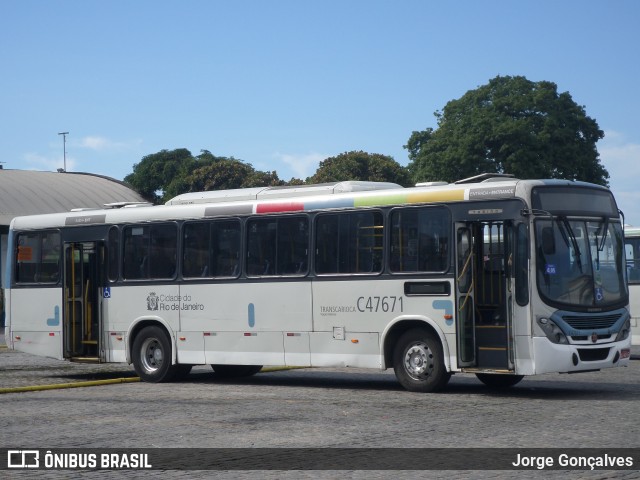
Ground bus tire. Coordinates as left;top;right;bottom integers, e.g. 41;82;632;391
212;365;263;378
393;328;450;392
476;373;524;388
132;326;178;383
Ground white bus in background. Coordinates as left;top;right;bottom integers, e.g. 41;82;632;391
624;226;640;345
3;175;632;392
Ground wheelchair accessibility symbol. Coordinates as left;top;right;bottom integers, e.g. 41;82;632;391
595;287;603;302
103;287;111;299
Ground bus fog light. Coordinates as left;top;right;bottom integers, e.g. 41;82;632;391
536;318;568;344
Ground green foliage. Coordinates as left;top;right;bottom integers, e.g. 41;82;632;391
308;151;411;186
124;148;195;203
406;75;608;186
184;159;284;192
124;149;284;203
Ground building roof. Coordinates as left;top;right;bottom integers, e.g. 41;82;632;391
0;169;147;225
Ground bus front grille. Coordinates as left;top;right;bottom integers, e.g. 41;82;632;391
577;348;610;362
562;314;620;330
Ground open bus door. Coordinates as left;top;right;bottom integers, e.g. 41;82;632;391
63;241;105;362
455;221;515;371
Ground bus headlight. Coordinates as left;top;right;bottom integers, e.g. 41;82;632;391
615;318;631;342
537;317;569;344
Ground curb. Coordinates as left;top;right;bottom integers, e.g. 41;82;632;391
261;366;307;373
0;366;304;394
0;377;140;394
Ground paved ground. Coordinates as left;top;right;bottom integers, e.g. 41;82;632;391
1;332;639;479
0;331;638;388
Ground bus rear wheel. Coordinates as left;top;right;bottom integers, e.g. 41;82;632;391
393;328;450;392
132;326;178;383
212;365;263;378
476;373;524;388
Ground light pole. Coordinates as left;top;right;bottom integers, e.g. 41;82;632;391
58;132;69;172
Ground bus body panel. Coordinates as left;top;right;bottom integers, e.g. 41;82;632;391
175;331;205;364
283;332;311;366
178;282;313;333
179;281;312;365
309;331;381;368
532;336;631;374
312;279;454;333
312;278;455;369
9;288;62;359
631;310;639;344
624;226;640;346
203;331;285;365
105;330;127;363
108;286;180;337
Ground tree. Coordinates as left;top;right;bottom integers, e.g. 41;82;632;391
124;149;243;203
124;148;195;203
406;75;608;186
308;151;411;186
183;159;284;192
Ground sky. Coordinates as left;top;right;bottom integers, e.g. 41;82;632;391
1;1;639;223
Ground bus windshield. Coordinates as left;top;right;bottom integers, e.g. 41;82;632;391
535;218;626;309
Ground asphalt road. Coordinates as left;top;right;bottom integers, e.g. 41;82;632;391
1;334;639;479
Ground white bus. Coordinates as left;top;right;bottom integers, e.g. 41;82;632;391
624;226;640;345
3;175;632;392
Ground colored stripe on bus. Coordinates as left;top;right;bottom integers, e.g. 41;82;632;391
407;189;466;204
256;202;305;213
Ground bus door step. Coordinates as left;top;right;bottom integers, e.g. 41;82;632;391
477;346;507;368
69;357;101;364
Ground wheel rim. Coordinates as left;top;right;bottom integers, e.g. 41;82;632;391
404;342;434;379
140;337;164;373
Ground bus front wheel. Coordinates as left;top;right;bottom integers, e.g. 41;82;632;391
393;328;450;393
132;326;178;382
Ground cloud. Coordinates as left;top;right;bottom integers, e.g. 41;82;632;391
599;131;640;225
600;131;640;187
79;136;111;150
75;136;143;151
272;152;326;179
23;152;77;172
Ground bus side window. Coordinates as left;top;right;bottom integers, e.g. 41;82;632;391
183;222;210;278
626;239;640;283
247;216;308;277
211;220;241;277
15;231;61;284
107;227;119;281
247;219;275;276
315;211;382;275
149;224;177;279
123;226;148;279
515;223;529;305
390;206;449;273
122;224;177;280
276;217;308;275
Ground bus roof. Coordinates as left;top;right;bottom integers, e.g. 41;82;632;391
625;225;640;237
9;177;609;231
164;181;402;205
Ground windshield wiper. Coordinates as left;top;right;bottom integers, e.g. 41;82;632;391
598;217;609;251
558;216;583;273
